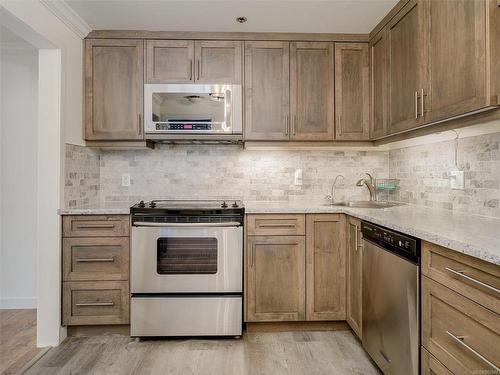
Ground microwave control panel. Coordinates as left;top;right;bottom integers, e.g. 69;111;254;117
155;123;212;131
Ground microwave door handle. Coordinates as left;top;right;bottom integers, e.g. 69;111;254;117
133;222;241;227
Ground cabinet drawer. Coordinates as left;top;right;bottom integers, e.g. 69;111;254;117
63;215;129;237
62;237;129;281
422;276;500;375
422;241;500;314
421;347;453;375
247;214;305;236
63;281;129;326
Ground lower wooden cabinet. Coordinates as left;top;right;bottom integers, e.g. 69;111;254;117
346;216;362;338
421;347;453;375
62;281;130;326
245;213;346;322
246;235;306;321
306;214;346;321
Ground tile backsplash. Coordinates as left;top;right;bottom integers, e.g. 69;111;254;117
389;132;500;218
98;146;389;206
64;144;100;208
64;131;500;218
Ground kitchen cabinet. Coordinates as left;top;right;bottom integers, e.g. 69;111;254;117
305;214;346;321
334;43;370;140
246;235;306;322
369;29;388;139
146;40;242;84
62;215;130;326
290;42;335;140
386;0;428;134
346;216;362;339
421;347;453;375
425;0;499;123
244;41;290;141
84;39;144;141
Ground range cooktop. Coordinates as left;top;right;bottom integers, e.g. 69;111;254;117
131;199;244;210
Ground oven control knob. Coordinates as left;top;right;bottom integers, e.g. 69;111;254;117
221;201;228;208
149;201;157;208
138;200;146;208
232;201;239;208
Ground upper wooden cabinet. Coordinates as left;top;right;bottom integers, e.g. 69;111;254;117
84;39;144;141
370;29;388;139
290;42;335;140
244;41;290;141
146;40;242;84
386;0;429;134
334;43;370;140
305;214;346;321
425;0;499;123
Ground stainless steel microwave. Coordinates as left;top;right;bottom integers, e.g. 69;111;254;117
144;84;242;139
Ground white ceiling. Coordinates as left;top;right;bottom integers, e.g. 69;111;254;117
66;0;397;34
0;25;36;50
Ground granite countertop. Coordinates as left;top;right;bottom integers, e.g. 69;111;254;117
58;201;500;265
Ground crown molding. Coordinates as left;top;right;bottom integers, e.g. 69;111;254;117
39;0;91;39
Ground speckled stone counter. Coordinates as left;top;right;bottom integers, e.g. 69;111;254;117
245;201;500;266
58;207;131;215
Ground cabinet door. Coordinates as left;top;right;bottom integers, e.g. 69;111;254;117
194;40;242;83
387;0;429;134
85;39;144;140
244;41;290;141
146;40;194;83
334;43;370;140
290;42;335;141
427;0;488;122
305;214;346;321
246;236;305;322
346;216;362;339
370;29;388;139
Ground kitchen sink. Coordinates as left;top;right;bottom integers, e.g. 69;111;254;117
324;201;405;208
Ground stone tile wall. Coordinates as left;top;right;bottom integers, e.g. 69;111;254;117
64;144;100;208
389;132;500;218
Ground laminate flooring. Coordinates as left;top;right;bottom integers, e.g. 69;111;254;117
24;330;380;375
0;309;45;375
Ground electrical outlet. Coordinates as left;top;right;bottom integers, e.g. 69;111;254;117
450;170;464;190
121;173;131;187
294;169;303;186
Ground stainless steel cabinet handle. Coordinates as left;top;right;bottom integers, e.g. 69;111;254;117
258;223;295;228
421;88;425;117
249;247;254;267
75;302;115;307
138;113;142;135
285;115;289;136
356;226;363;249
445;267;500;295
76;223;115;229
292;115;296;135
446;331;500;372
415;91;419;119
133;221;240;227
75;258;115;263
189;60;193;80
197;60;200;80
354;225;358;250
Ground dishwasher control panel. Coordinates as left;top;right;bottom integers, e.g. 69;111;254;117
361;221;420;264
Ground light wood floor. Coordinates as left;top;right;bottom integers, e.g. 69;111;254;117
24;330;380;375
0;309;44;375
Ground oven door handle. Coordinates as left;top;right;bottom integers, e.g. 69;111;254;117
133;221;241;228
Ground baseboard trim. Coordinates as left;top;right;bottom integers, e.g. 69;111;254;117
0;297;37;309
245;321;350;333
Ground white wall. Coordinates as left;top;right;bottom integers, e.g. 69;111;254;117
0;38;39;309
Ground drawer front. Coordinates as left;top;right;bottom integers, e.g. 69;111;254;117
247;214;305;236
63;281;129;325
422;241;500;314
421;347;453;375
422;276;500;375
63;215;129;237
62;237;129;281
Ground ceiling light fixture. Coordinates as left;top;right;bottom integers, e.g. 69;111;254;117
236;17;247;24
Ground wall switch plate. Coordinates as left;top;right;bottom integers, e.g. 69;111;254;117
450;170;464;190
121;173;131;187
294;169;303;186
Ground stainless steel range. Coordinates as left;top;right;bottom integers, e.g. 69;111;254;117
130;200;244;337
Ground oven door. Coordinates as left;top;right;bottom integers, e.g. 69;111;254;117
131;223;243;293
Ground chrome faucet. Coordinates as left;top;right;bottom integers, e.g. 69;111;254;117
356;173;377;201
325;174;345;203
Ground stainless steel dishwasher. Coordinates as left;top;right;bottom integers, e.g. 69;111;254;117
361;221;421;375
